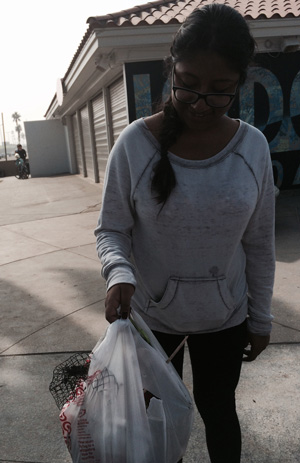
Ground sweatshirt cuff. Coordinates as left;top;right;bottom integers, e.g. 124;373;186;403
105;266;136;292
247;316;273;336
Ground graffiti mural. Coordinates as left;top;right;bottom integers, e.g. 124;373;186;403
232;52;300;188
126;52;300;189
125;61;166;120
133;74;152;118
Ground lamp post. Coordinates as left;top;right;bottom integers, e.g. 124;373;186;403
1;113;7;161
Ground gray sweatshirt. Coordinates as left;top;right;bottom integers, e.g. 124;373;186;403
95;118;275;335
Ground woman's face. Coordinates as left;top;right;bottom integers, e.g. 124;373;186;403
172;51;240;131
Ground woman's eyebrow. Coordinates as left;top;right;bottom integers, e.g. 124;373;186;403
212;78;237;83
177;72;236;84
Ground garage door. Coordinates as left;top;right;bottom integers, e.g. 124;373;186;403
92;93;109;185
80;105;94;179
109;77;128;144
72;113;82;174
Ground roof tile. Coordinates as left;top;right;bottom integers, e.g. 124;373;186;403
87;0;299;27
61;0;299;91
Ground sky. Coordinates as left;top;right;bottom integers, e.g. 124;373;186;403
0;0;145;145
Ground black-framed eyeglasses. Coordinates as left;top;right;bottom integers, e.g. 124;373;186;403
172;69;239;109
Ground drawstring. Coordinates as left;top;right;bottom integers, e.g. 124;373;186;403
166;336;189;364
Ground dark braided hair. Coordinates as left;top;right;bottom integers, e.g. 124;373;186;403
151;3;256;205
151;96;182;206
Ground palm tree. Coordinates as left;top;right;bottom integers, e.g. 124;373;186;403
15;124;22;144
12;112;22;144
12;112;21;126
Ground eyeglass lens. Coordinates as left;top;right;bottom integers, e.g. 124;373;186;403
174;88;233;108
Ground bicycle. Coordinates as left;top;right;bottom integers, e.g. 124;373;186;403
15;156;29;179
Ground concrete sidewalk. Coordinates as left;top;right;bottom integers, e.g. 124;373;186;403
0;175;299;463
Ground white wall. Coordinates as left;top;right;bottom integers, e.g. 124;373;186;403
24;120;70;177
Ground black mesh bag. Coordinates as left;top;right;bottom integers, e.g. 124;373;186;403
49;352;91;410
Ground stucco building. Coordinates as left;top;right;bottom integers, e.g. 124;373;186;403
25;0;300;189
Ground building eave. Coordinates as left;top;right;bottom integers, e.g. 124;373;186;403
45;17;300;119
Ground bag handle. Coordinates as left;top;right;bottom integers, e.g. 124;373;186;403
166;336;189;364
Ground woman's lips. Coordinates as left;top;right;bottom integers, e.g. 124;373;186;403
189;110;211;119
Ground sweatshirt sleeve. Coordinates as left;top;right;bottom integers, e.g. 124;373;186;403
94;128;137;291
241;140;275;335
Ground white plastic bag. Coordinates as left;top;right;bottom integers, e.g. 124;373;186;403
59;310;194;463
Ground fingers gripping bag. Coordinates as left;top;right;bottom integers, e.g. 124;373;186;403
59;310;194;463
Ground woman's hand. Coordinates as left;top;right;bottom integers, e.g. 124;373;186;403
105;283;135;323
243;332;270;362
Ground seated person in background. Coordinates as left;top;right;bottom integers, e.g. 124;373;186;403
15;144;30;174
15;144;27;161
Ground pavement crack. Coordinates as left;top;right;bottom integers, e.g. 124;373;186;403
1;207;100;228
79;202;101;213
0;350;91;358
0;249;63;267
0;245;97;267
63;246;98;261
270;341;300;345
0;298;105;355
1;342;298;358
0;460;44;463
273;320;300;333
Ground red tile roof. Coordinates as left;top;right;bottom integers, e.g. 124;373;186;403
45;0;299;116
88;0;300;29
74;0;300;81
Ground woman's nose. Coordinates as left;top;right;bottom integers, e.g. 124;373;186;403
190;96;209;111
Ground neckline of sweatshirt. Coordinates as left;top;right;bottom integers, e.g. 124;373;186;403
137;117;248;169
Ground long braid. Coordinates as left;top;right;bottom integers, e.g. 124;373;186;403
151;97;182;205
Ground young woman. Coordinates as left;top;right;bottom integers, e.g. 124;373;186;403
95;4;275;462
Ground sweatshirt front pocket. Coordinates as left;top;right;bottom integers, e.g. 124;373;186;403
147;276;236;332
